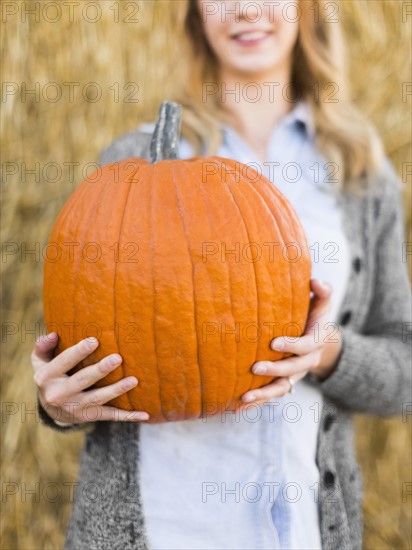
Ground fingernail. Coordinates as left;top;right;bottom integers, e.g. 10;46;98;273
271;339;284;351
37;332;57;344
109;354;122;365
243;393;257;403
85;337;98;347
320;280;331;290
252;363;267;375
131;412;149;421
125;377;138;389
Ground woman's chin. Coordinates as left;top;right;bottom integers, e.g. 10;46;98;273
226;61;285;79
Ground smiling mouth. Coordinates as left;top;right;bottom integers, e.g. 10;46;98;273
231;31;273;43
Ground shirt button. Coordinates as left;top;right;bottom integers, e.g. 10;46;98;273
340;311;352;326
353;257;362;273
323;470;335;488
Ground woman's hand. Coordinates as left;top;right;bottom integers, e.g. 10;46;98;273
241;278;343;405
32;333;150;424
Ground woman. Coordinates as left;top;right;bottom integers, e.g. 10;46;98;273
32;1;411;549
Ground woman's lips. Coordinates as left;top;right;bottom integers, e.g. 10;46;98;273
231;31;272;47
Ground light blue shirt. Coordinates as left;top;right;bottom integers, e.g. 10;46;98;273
138;100;351;549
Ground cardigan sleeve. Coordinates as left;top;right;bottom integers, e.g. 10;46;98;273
306;164;412;416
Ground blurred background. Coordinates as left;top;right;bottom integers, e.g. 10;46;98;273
1;1;411;548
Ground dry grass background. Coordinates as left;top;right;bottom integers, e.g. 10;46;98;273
1;1;411;549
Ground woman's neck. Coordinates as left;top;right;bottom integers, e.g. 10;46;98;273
217;66;295;165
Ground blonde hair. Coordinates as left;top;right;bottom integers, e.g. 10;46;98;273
170;0;385;193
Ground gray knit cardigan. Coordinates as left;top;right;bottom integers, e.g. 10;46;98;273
37;127;412;550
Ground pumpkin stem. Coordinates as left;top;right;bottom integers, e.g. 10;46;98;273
149;101;182;163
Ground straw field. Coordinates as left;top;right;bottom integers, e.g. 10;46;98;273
1;1;411;549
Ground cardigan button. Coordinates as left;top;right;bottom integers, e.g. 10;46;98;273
340;310;352;326
323;413;336;432
353;257;362;273
323;470;335;488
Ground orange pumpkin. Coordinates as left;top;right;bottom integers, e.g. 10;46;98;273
43;102;311;423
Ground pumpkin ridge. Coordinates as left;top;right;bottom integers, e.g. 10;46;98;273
236;166;294;361
149;163;167;422
201;167;239;408
70;173;114;372
169;162;201;419
43;173;99;347
220;165;260;396
173;161;208;418
184;159;239;409
121;162;164;419
112;163;141;412
250;176;311;339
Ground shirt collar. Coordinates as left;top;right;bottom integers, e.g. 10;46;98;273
220;99;315;142
281;99;315;140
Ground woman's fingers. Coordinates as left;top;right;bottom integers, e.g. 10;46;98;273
98;406;150;422
84;375;139;407
67;353;124;392
252;350;319;377
310;278;332;299
43;400;149;424
32;335;151;424
41;375;147;423
270;333;315;356
39;337;100;380
242;371;308;403
308;279;332;317
32;332;59;365
238;279;334;405
63;404;149;423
